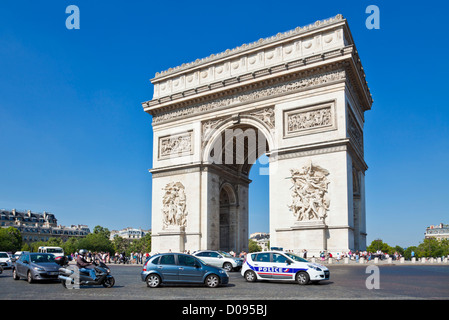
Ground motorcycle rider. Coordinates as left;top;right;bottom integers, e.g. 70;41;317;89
76;249;96;281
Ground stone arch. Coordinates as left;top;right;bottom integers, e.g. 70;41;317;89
202;116;275;178
143;15;372;255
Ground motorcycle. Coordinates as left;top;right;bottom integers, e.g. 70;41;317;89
56;255;115;288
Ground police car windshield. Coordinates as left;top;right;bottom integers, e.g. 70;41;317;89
284;253;308;263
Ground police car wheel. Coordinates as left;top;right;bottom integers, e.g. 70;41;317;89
244;270;257;282
296;272;310;285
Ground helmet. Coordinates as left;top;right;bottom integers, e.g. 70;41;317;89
79;249;88;255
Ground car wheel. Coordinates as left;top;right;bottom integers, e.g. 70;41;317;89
13;268;20;280
27;271;34;284
244;270;257;282
296;271;310;285
205;274;220;288
146;274;161;288
223;262;233;272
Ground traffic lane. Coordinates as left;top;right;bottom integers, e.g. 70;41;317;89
1;264;449;300
328;264;449;299
0;265;334;300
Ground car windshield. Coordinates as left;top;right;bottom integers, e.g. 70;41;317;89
30;254;55;263
285;252;308;263
0;253;9;258
218;251;233;258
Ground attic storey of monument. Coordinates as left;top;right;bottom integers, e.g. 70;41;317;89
142;14;372;256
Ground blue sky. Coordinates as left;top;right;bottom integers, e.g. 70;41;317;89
1;1;448;248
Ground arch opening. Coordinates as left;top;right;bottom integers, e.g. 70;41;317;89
208;121;271;253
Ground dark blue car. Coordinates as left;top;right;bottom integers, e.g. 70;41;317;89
141;252;229;288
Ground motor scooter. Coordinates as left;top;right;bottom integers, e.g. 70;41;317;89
56;256;115;288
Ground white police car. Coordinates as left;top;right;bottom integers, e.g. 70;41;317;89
241;251;329;285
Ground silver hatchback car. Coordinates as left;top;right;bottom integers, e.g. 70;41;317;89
13;253;60;283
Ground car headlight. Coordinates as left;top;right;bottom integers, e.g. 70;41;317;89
33;267;45;272
307;264;322;271
219;270;228;276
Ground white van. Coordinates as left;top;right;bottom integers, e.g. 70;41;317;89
38;246;64;257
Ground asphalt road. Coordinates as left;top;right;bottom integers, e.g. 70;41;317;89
1;263;448;301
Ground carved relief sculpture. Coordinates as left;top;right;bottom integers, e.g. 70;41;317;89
287;106;332;133
347;112;363;152
249;108;275;129
159;131;193;158
162;182;188;229
151;70;345;124
288;162;330;223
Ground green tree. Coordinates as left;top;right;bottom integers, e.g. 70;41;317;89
112;235;128;254
248;239;261;253
62;237;79;256
417;238;444;258
21;242;31;252
393;245;404;256
129;233;152;254
77;227;114;254
93;225;110;239
367;239;392;253
404;245;418;260
0;227;22;252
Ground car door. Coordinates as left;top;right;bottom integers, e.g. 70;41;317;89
156;254;178;282
252;252;272;279
16;254;29;277
271;252;294;280
177;254;204;283
208;251;223;268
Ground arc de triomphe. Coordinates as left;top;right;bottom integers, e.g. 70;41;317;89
142;15;372;256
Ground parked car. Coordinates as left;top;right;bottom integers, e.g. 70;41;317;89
241;250;330;285
13;253;61;283
141;252;229;288
0;252;12;269
192;250;243;271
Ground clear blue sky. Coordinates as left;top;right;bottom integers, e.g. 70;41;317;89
1;1;448;248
